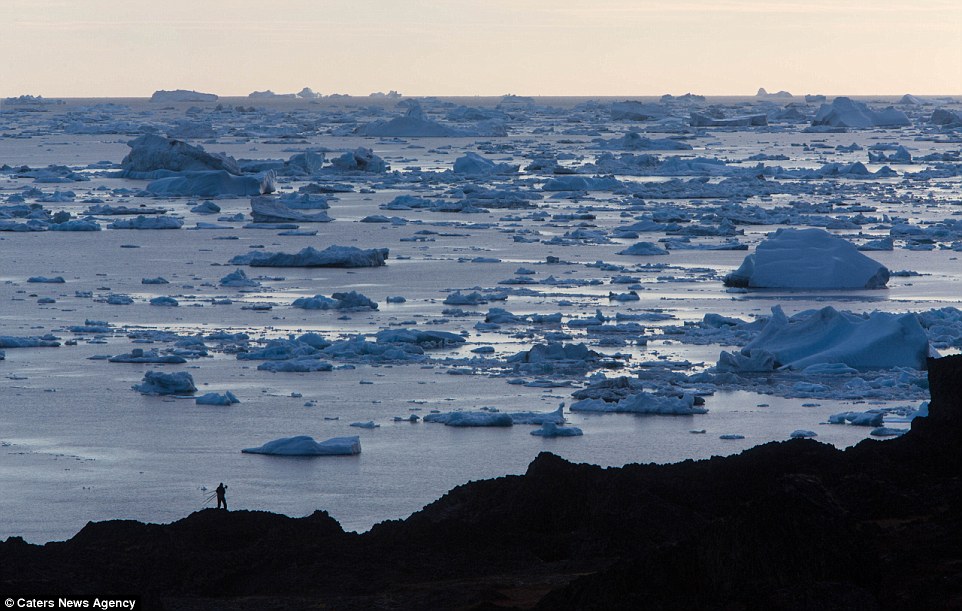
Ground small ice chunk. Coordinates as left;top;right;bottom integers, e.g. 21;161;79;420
349;421;379;429
133;371;197;395
195;391;240;405
531;422;583;437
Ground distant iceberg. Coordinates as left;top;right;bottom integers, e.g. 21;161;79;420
149;89;218;103
355;102;505;137
812;97;910;128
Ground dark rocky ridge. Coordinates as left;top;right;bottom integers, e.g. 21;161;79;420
3;356;962;610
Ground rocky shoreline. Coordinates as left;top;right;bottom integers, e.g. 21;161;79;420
3;355;961;610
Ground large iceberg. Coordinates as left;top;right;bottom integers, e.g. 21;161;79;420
120;135;240;177
812;97;910;128
723;228;889;290
242;435;361;456
146;170;275;197
230;245;389;268
149;90;218;103
717;306;930;371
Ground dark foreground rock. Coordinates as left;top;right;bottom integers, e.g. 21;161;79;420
4;356;962;610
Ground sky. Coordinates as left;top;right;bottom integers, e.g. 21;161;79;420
2;0;960;98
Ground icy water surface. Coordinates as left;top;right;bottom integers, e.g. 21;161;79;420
1;94;959;541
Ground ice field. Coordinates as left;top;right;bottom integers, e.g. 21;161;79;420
1;92;960;541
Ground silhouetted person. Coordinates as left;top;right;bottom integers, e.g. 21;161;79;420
216;482;228;510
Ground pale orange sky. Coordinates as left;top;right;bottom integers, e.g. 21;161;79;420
2;0;960;97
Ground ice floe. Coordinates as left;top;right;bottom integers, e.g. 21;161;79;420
242;435;361;456
133;371;197;395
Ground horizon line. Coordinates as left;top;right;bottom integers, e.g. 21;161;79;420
4;91;962;100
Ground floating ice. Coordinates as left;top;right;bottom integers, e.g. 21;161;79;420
257;359;333;373
717;306;930;372
531;422;583;437
292;291;377;311
241;435;361;456
508;342;619;374
120;135;239;177
109;349;186;364
27;276;64;283
133;371;197;395
190;201;221;214
195;391;240;406
828;410;884;427
452;152;518;175
570;393;705;415
106;294;134;305
595;132;692;151
150;90;218;103
423;411;513;427
250;196;332;223
149;296;179;307
146;170;275;197
724;228;889;289
349;421;379;429
610;100;666;121
355;102;504;137
230;245;389;268
329;148;389;173
690;113;767;127
812;97;910;128
870;427;908;437
50;220;100;231
109;215;184;230
0;335;60;348
375;329;464;348
617;242;669;256
219;269;260;288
